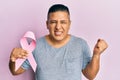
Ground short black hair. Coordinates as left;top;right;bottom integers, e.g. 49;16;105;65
47;4;70;19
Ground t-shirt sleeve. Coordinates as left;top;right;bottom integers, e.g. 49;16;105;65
82;41;92;70
21;59;31;70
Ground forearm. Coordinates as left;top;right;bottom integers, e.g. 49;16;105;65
82;54;100;80
9;59;17;75
9;59;25;75
9;48;27;75
82;39;108;80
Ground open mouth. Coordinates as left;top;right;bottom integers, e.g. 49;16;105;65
54;31;63;36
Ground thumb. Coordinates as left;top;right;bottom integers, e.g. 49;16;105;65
10;57;17;62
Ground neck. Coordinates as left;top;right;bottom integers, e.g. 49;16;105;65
45;34;71;48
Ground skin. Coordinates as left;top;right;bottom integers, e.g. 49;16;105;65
9;11;108;80
46;11;71;48
82;39;108;80
9;48;27;75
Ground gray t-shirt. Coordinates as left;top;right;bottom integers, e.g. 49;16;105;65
22;35;91;80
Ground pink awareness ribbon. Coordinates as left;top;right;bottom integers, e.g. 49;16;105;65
15;31;37;72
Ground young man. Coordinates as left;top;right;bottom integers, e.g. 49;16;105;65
9;4;108;80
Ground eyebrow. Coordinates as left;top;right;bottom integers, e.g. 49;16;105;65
48;19;69;21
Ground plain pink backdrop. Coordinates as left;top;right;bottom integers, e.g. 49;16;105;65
0;0;120;80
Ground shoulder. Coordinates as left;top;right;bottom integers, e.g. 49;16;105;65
32;36;46;54
36;36;45;44
34;36;46;49
71;35;91;55
71;35;87;45
70;35;90;51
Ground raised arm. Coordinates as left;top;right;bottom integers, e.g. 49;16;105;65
82;39;108;80
9;48;28;75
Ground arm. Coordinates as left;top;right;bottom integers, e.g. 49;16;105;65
9;60;25;75
9;48;28;75
82;39;108;80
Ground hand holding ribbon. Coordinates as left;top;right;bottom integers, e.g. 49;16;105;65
15;31;37;72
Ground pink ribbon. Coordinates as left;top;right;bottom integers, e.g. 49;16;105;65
15;31;37;72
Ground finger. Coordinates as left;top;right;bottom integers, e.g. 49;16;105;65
96;42;102;49
20;56;27;59
20;49;28;57
18;54;22;58
96;39;103;46
22;56;27;59
21;49;28;54
18;54;27;59
96;46;99;48
95;40;100;48
10;57;16;62
97;39;101;42
20;52;28;56
97;39;104;43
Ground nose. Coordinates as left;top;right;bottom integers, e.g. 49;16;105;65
55;22;61;30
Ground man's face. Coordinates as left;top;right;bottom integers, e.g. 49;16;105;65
46;11;71;42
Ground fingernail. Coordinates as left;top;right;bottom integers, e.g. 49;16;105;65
98;39;100;42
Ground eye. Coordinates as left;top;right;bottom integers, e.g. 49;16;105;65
61;21;67;24
49;21;57;24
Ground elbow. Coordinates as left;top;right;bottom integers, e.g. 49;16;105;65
9;67;25;76
84;74;96;80
9;68;20;76
86;72;98;80
87;76;96;80
12;72;19;76
82;70;98;80
10;71;19;76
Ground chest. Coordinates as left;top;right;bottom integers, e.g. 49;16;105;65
34;46;83;72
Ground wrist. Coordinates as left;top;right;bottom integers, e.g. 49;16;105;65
92;54;100;59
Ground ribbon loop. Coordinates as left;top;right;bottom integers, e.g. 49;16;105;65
15;31;37;72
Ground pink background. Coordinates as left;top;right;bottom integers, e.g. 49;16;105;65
0;0;120;80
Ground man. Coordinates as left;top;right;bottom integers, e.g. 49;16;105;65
9;4;108;80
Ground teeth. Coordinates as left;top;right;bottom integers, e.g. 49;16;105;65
55;31;62;36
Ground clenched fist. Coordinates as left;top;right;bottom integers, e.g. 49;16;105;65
10;48;28;62
93;39;108;55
